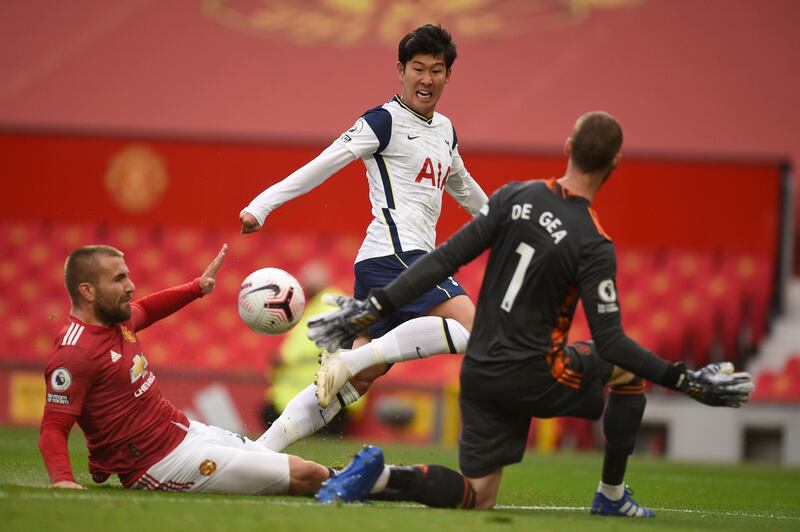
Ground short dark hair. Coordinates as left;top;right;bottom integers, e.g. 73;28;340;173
570;111;623;174
64;245;124;304
398;24;457;69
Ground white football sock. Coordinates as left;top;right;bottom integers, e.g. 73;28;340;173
598;481;625;501
339;316;469;376
369;466;391;494
256;382;360;452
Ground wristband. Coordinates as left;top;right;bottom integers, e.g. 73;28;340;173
660;362;688;391
367;288;396;317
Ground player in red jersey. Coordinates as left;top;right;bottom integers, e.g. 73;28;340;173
38;244;333;494
39;243;480;507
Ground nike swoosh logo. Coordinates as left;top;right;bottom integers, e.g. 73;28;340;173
408;134;420;140
243;283;279;297
416;346;424;358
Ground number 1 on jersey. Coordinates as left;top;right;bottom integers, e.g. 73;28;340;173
501;242;535;312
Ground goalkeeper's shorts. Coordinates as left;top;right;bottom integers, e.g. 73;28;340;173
353;250;468;339
458;341;617;478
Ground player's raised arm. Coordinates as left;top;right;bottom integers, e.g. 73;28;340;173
199;243;227;294
239;140;359;233
240;212;261;234
132;244;227;330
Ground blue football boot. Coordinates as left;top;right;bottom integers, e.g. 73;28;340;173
316;445;384;504
590;485;656;518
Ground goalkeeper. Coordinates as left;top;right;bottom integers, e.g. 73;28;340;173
309;111;754;515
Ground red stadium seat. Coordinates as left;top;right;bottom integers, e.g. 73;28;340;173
0;223;781;391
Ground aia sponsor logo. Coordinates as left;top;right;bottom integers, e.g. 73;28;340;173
414;157;450;189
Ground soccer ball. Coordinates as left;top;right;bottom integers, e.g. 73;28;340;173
238;268;305;335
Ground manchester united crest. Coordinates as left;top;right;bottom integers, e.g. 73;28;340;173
120;325;136;343
105;144;169;213
199;459;217;476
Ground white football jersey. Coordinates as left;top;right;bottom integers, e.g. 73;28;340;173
339;96;487;262
242;96;487;263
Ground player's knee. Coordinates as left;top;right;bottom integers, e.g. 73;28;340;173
429;295;475;332
606;366;637;387
351;363;390;395
475;496;496;510
609;375;647;400
464;471;501;511
471;481;498;510
287;455;328;496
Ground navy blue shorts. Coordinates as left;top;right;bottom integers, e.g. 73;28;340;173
353;251;467;338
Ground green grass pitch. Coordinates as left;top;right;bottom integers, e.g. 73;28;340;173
2;425;799;531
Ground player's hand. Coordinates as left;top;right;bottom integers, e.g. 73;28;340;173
307;294;380;352
678;362;754;407
199;244;228;295
240;212;262;234
52;480;85;489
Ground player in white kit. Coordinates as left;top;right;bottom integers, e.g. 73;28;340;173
240;25;488;451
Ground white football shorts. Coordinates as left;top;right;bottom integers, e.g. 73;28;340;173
131;420;290;495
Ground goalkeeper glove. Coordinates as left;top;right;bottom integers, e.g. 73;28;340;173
675;362;754;407
307;290;392;352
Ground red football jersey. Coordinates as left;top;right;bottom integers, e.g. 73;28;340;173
44;304;190;487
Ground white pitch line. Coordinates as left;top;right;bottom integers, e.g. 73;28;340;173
494;505;800;521
1;490;798;521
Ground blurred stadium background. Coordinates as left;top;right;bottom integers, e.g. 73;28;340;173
1;0;798;469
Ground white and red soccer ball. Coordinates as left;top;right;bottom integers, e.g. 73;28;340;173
238;268;305;335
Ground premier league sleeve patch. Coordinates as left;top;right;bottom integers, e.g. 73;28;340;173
597;279;620;314
50;367;72;391
340;118;365;143
348;119;365;135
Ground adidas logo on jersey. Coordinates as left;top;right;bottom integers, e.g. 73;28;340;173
110;350;122;363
